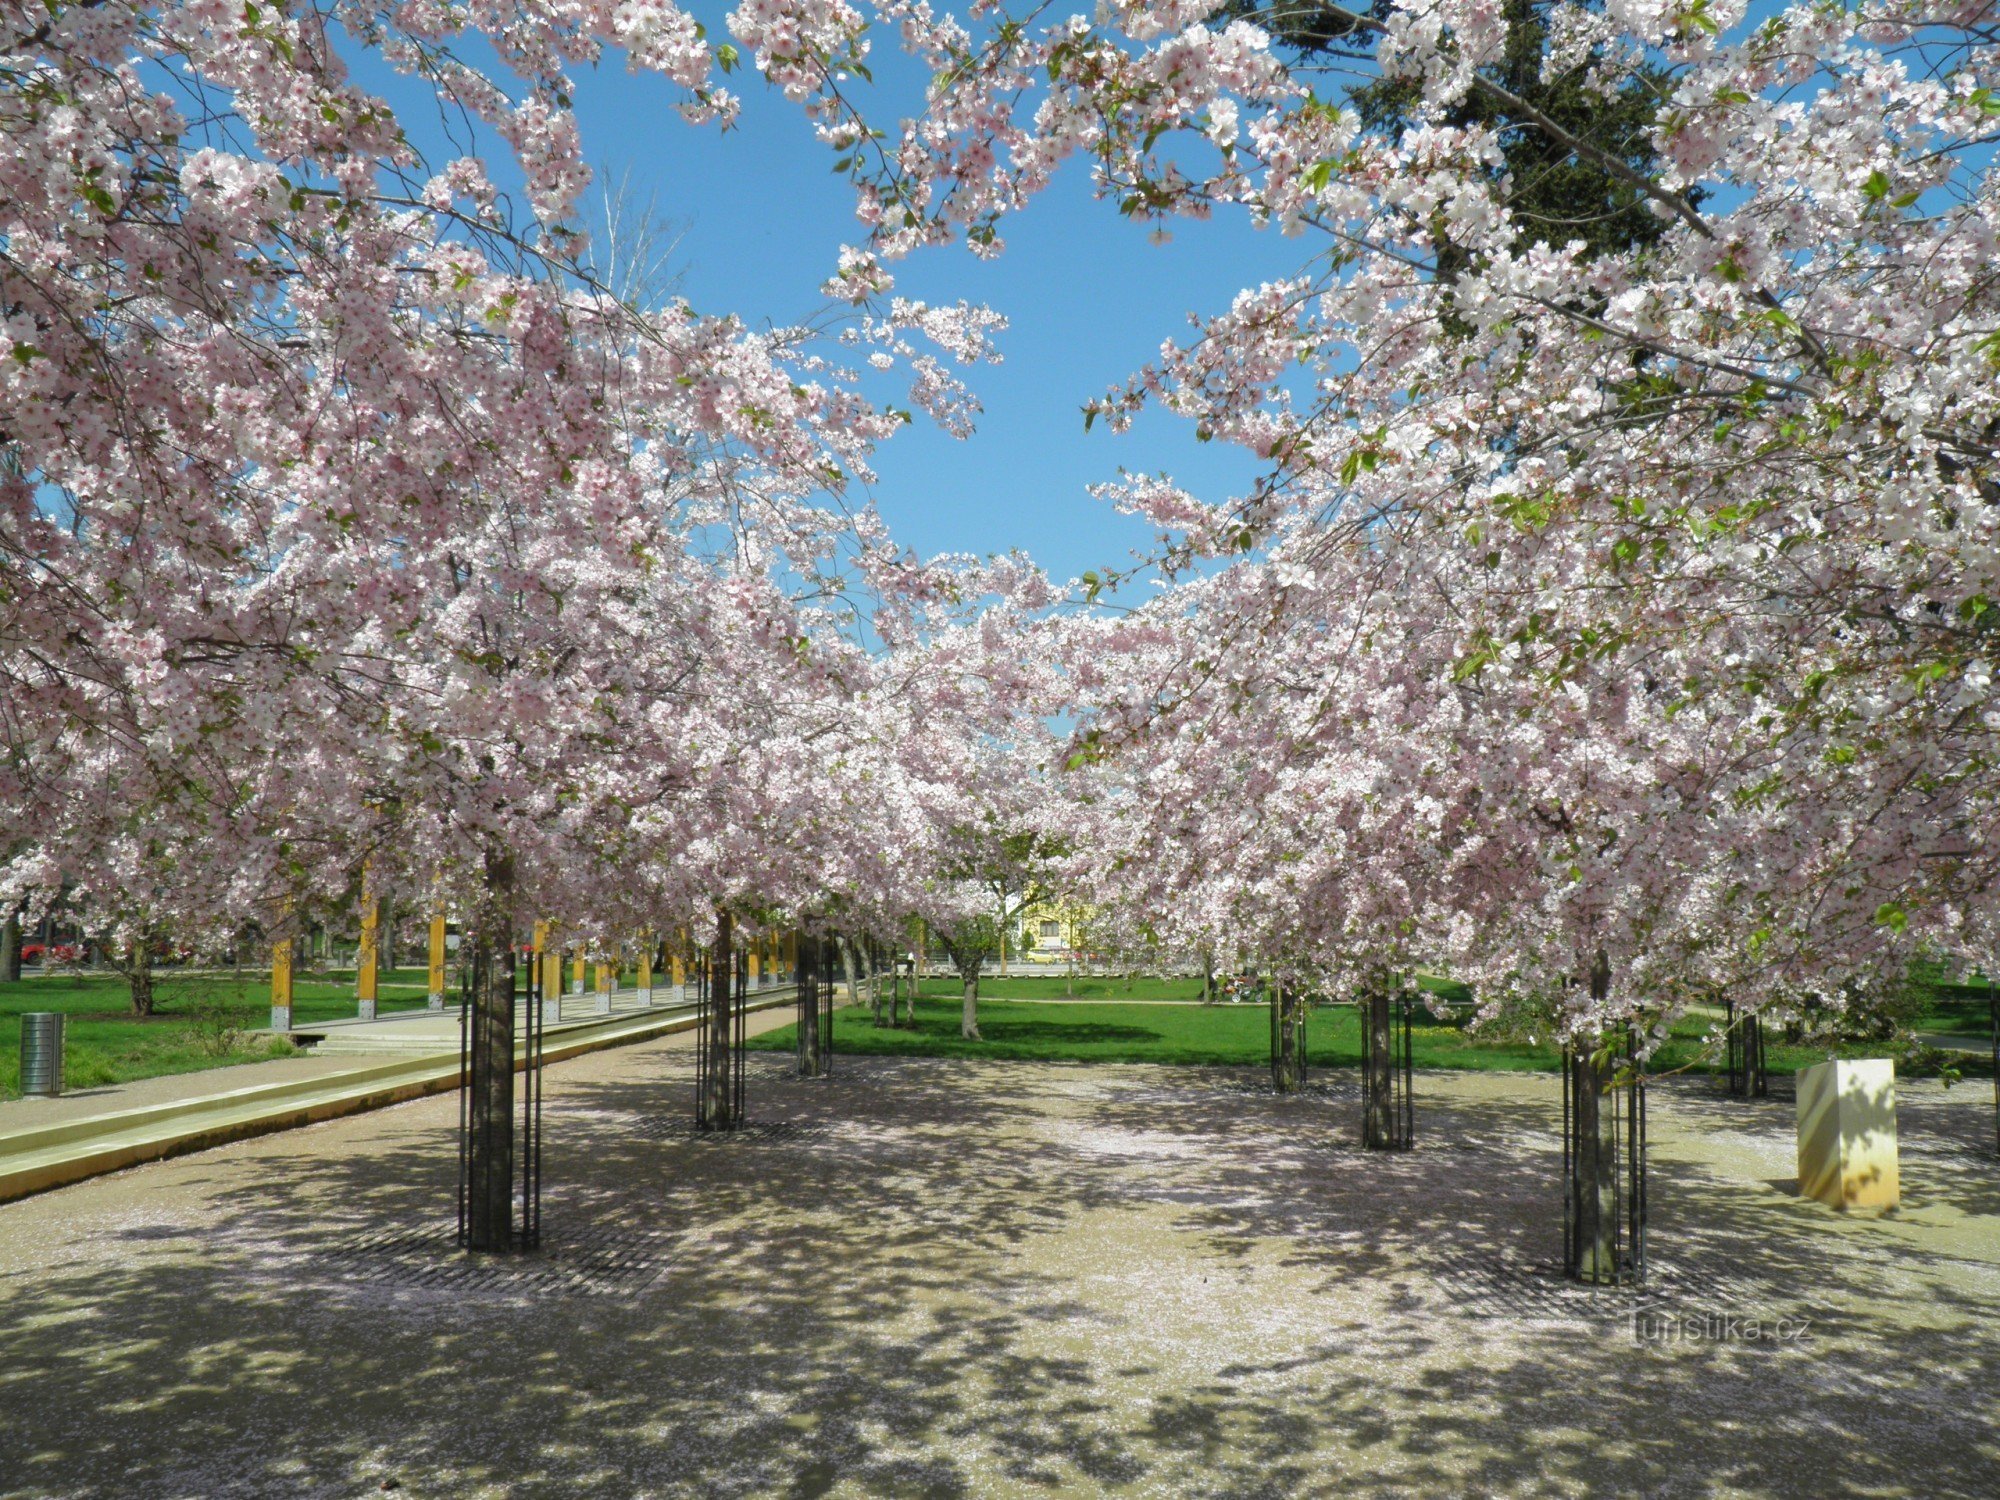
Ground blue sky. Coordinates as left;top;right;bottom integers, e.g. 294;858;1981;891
557;54;1304;588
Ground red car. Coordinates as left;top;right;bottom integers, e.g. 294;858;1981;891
20;943;84;966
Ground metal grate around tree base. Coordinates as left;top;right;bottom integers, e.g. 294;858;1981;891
1203;1077;1355;1099
628;1116;823;1143
1300;1132;1495;1154
1429;1248;1759;1324
307;1221;674;1298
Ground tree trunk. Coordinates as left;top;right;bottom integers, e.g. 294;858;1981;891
464;849;518;1253
1569;1047;1619;1282
1363;987;1393;1147
961;972;981;1039
1201;953;1214;1005
700;912;739;1128
797;932;825;1078
1269;980;1305;1093
872;940;888;1027
838;937;861;1008
0;910;21;984
1568;949;1621;1283
127;939;156;1017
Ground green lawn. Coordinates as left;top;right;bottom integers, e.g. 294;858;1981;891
0;966;437;1099
755;988;1557;1071
1916;981;1997;1036
750;976;1991;1077
9;962;1986;1100
941;974;1207;1002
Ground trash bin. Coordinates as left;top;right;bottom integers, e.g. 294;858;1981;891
20;1012;64;1096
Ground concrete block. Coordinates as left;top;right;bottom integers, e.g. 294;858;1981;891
1797;1058;1899;1211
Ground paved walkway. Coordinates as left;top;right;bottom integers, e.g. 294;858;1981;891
0;1052;372;1132
0;988;814;1204
0;1050;1995;1498
0;985;808;1134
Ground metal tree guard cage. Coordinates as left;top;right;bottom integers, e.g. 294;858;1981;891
520;946;544;1249
457;961;470;1245
456;941;544;1252
695;946;748;1129
1724;998;1768;1098
1268;979;1308;1092
821;937;835;1071
797;931;817;1075
825;932;842;1036
1562;1030;1647;1286
1362;989;1414;1150
797;931;834;1078
1988;983;1998;1158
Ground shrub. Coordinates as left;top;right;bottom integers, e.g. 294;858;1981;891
184;1001;253;1059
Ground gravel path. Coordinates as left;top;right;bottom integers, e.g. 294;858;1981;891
0;1044;1995;1498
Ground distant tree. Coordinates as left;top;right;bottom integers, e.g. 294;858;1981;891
934;912;1002;1040
1227;0;1690;277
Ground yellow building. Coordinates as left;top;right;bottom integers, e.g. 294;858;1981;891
1012;897;1092;959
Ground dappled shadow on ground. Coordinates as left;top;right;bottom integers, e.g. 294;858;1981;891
0;1051;1997;1498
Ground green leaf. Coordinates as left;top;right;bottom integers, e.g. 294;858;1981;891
1863;169;1891;201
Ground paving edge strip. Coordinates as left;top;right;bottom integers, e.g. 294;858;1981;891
0;989;817;1205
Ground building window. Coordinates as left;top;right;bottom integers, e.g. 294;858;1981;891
1039;921;1061;941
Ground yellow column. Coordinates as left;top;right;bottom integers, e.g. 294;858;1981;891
534;922;562;1025
356;864;380;1020
270;914;294;1032
784;930;797;984
747;939;762;988
637;939;654;1006
571;948;587;995
595;958;613;1013
427;911;447;1009
670;941;686;999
